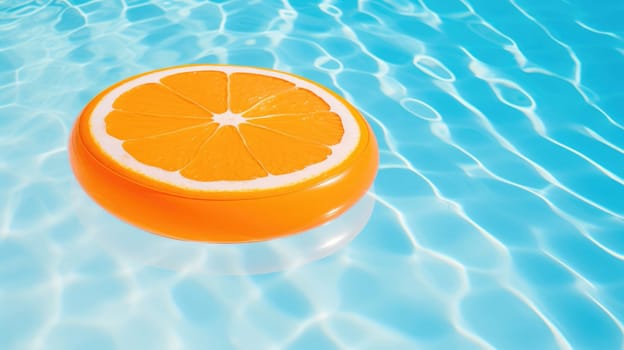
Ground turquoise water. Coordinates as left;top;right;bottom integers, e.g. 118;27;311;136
1;0;624;349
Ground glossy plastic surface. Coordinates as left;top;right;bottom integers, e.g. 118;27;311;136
92;192;375;275
68;65;378;242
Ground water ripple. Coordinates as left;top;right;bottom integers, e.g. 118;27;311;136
1;0;624;349
413;55;456;82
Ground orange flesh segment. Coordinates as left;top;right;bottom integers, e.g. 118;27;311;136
113;83;212;117
229;72;295;113
240;124;332;175
247;112;343;145
104;71;345;182
122;124;218;171
242;88;330;117
105;110;213;140
160;71;228;114
180;126;267;181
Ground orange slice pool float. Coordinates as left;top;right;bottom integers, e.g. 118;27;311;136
69;65;378;243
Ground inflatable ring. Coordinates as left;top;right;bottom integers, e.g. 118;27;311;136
69;65;378;243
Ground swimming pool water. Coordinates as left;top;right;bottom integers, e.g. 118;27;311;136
1;0;623;349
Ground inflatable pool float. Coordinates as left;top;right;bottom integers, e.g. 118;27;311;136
69;64;378;245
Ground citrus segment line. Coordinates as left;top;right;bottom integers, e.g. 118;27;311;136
244;112;326;120
112;83;212;117
242;87;330;118
238;123;332;175
239;121;330;147
178;124;222;173
236;125;272;176
180;125;268;181
112;109;214;120
121;124;219;171
158;82;222;116
120;122;217;141
237;86;298;117
228;72;296;113
247;112;343;146
105;111;215;140
159;71;228;114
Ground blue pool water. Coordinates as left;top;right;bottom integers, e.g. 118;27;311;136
1;0;623;349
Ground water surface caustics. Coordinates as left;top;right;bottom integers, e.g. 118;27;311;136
0;0;623;349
